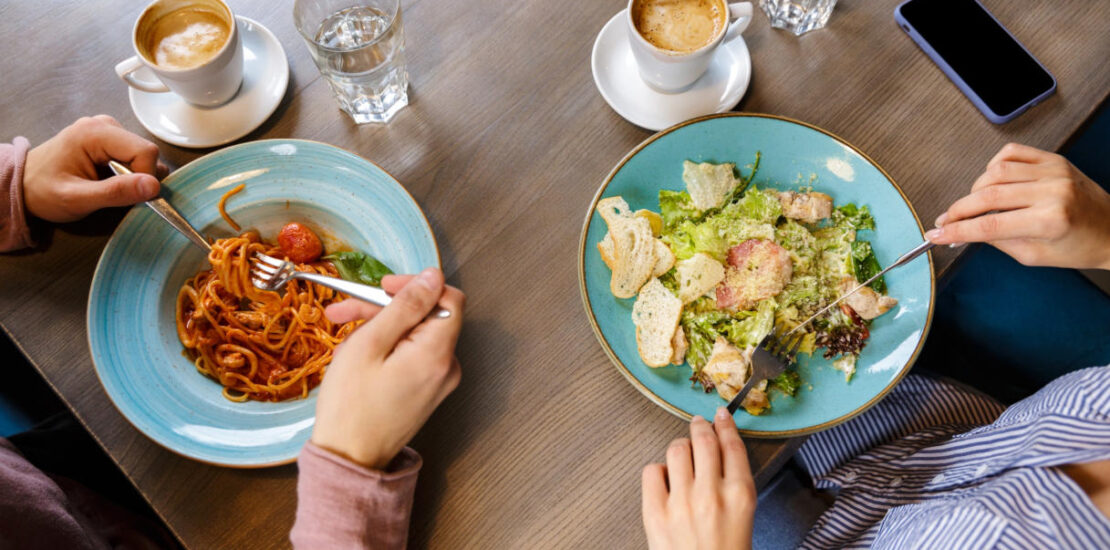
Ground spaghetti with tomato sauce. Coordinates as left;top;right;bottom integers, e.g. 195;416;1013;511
176;208;359;401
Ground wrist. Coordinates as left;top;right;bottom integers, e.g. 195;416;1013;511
309;436;395;471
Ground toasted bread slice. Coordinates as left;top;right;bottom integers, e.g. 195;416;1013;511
675;252;726;304
597;197;656;298
601;232;674;280
632;278;683;367
683;160;739;210
653;239;675;277
598;232;616;270
670;326;688;365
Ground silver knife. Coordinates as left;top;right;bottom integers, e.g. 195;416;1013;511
786;239;936;336
108;160;212;252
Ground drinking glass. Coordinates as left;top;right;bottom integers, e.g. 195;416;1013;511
759;0;837;35
294;0;408;124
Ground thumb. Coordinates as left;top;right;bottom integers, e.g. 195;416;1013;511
68;173;160;210
346;268;445;359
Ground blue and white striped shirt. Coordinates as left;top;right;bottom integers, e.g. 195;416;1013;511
795;366;1110;549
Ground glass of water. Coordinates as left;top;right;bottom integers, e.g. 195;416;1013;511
759;0;837;36
294;0;408;124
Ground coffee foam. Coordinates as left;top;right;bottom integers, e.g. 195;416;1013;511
146;9;229;69
633;0;724;53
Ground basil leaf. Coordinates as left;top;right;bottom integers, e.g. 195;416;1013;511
324;251;394;287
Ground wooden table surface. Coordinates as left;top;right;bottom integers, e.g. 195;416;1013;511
1;0;1107;547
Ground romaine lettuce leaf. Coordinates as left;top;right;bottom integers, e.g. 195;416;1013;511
769;370;802;396
712;217;777;249
681;309;728;371
850;240;886;292
659;190;701;229
778;274;822;309
718;186;782;224
832;203;875;231
662;219;728;262
719;299;776;349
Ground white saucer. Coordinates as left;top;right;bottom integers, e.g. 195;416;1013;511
128;16;289;149
592;10;752;132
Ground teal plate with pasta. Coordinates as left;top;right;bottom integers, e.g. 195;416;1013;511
88;140;439;467
579;114;935;437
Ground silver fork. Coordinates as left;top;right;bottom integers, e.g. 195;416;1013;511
250;253;452;319
725;324;804;415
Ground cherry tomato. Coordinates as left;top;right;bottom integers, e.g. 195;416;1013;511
278;222;324;263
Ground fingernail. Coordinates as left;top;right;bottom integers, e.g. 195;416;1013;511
691;415;705;424
949;242;965;248
934;213;948;227
139;176;159;198
716;406;730;420
925;228;943;242
417;268;439;289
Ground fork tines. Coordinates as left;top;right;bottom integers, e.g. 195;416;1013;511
250;252;291;291
765;325;804;363
254;253;285;268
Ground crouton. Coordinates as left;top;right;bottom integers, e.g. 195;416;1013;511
683;161;739;210
675;252;726;304
597;197;657;298
632;278;684;367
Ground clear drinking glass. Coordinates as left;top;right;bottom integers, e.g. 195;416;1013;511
759;0;837;35
293;0;408;124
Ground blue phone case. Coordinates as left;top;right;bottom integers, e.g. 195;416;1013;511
894;0;1056;124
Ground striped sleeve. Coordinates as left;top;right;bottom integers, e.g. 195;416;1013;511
797;374;1006;483
797;366;1110;549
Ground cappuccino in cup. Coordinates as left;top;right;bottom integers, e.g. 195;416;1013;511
631;0;726;54
141;6;231;70
625;0;752;92
115;0;243;107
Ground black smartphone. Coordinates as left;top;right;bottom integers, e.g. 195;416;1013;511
894;0;1056;124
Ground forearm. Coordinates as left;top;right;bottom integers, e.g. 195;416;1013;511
290;442;421;550
0;137;34;252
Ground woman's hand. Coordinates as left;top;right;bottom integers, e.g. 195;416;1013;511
23;115;166;222
927;143;1110;270
311;268;465;470
642;407;756;550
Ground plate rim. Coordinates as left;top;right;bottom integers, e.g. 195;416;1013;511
577;112;936;438
86;138;440;467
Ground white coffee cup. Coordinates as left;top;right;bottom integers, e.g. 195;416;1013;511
627;0;752;93
114;0;243;107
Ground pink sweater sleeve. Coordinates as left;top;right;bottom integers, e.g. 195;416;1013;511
291;442;421;549
0;137;34;252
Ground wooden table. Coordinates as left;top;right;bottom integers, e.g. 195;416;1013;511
1;0;1107;547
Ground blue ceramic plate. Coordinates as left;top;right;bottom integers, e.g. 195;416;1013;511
579;114;935;437
88;140;440;466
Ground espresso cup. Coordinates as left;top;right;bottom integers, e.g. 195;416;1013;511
627;0;752;93
114;0;243;107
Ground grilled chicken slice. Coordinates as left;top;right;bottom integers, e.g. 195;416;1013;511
838;277;898;320
778;191;833;224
